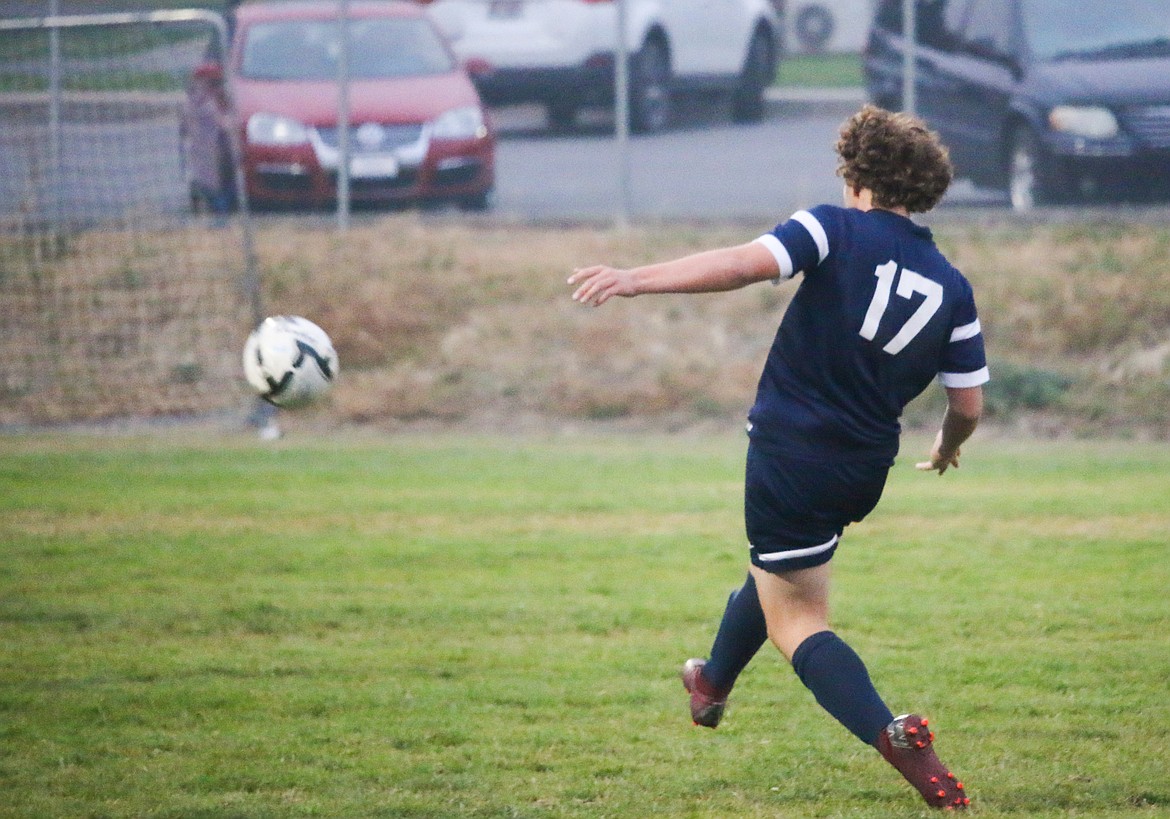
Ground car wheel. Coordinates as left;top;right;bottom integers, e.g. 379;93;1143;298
1008;126;1064;211
732;28;773;124
189;182;209;215
629;38;671;134
457;188;494;212
794;5;834;53
547;99;578;131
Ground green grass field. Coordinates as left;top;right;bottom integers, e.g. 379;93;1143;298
776;53;864;88
2;431;1168;818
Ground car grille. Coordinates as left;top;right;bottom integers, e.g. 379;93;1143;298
327;168;419;191
315;123;425;152
1121;106;1170;150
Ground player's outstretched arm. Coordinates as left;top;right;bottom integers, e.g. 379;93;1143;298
916;386;983;475
568;242;779;307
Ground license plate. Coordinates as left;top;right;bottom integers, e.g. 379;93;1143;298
349;155;399;179
488;0;523;19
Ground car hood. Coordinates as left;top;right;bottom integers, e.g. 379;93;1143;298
1029;57;1170;106
230;72;481;125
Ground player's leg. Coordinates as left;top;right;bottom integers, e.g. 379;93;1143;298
751;563;969;809
683;440;846;728
681;572;768;727
750;562;895;742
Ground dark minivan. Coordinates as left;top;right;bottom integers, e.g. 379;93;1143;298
863;0;1170;209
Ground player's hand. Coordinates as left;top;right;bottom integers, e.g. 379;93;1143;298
915;430;960;475
568;265;637;306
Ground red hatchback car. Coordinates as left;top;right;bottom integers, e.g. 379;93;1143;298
181;0;495;211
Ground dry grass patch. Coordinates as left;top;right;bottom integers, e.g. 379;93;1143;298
250;215;1170;437
943;223;1170;356
256;215;782;426
0;225;250;423
5;215;1167;433
939;222;1170;435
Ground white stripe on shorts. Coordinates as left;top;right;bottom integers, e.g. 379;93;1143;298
753;534;838;564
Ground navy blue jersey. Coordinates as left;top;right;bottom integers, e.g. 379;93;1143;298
748;205;989;461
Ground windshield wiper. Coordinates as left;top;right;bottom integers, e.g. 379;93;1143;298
1052;36;1170;61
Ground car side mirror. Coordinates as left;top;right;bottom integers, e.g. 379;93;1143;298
193;61;225;84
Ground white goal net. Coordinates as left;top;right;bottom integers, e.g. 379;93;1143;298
0;10;259;426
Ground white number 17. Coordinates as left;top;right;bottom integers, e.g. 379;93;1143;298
858;261;943;354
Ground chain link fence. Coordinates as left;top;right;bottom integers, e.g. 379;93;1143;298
0;10;260;426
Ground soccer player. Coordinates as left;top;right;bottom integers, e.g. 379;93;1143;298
567;105;986;810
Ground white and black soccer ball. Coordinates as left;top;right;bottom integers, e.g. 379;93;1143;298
242;315;338;408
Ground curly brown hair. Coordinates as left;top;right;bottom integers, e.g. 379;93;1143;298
835;105;953;214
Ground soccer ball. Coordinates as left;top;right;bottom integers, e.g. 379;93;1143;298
242;315;338;408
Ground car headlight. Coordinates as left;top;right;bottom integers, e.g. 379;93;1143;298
246;113;310;146
430;106;487;140
1048;106;1119;140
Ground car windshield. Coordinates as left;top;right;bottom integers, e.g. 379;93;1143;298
239;17;454;80
1022;0;1170;62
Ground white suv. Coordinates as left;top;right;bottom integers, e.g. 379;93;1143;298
424;0;783;132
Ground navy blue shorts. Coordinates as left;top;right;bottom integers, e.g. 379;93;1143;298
744;439;891;572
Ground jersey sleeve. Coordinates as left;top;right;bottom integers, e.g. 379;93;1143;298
938;277;990;388
752;205;837;282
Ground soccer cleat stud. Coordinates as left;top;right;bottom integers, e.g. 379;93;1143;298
877;714;970;810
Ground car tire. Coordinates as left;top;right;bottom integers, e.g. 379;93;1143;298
629;38;671;134
458;191;493;211
547;99;578;131
189;183;209;215
732;28;773;124
1008;126;1065;211
794;5;834;53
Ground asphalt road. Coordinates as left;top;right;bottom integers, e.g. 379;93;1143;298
4;88;995;227
488;89;1005;223
18;85;1160;229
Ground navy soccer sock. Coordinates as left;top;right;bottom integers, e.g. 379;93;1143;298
791;630;894;745
701;573;769;692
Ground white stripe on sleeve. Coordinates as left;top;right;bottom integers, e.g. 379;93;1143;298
950;319;982;342
938;367;990;388
753;233;795;281
792;210;830;263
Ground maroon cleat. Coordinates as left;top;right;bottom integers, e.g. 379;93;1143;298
681;658;730;728
876;714;971;810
